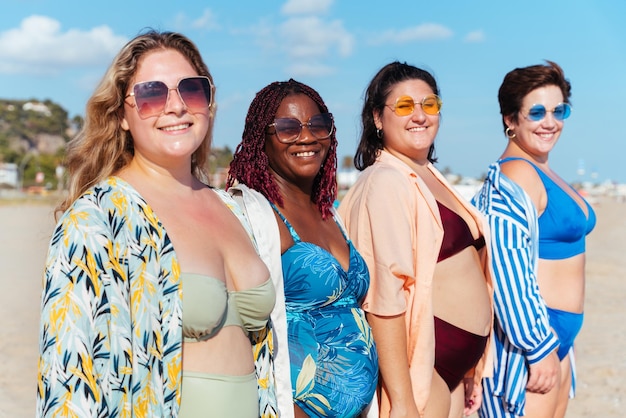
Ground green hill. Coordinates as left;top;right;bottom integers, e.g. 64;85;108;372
0;99;80;189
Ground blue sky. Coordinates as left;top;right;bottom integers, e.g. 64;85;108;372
2;0;625;183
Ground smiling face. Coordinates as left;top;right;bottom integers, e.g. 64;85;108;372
505;85;566;161
121;48;211;169
374;79;440;165
264;93;331;188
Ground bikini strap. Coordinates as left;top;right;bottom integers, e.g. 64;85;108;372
500;156;534;166
501;158;591;215
499;156;546;176
270;202;352;247
331;207;350;242
268;202;301;243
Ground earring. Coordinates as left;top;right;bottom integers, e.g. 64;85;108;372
376;128;383;139
505;127;516;139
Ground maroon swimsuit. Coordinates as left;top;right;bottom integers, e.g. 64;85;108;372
434;201;488;390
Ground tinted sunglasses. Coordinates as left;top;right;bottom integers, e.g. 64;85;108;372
126;76;213;119
267;113;334;143
387;94;442;116
524;103;572;122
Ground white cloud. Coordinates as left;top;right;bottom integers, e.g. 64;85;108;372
0;15;127;75
281;0;333;15
370;23;453;45
246;12;352;77
280;17;354;59
464;30;486;43
191;9;221;31
172;9;220;32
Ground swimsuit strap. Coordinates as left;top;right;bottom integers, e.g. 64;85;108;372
333;213;350;242
499;157;554;188
269;202;349;245
499;156;535;166
269;202;301;243
499;157;584;197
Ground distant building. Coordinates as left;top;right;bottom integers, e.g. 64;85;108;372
337;169;360;190
22;101;52;116
0;163;18;188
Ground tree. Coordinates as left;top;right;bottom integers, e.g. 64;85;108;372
209;146;234;173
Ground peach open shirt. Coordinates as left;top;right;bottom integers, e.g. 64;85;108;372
339;150;493;417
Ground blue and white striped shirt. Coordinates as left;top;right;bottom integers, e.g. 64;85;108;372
472;161;560;417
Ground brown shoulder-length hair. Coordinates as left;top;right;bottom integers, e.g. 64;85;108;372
57;29;216;215
498;60;572;134
227;79;338;219
354;61;440;171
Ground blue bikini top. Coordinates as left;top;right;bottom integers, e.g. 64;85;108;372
501;157;596;260
270;203;369;312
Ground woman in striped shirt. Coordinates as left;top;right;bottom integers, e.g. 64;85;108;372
473;61;595;418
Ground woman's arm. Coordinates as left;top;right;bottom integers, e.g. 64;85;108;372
367;313;420;418
341;166;432;417
37;208;112;417
474;168;559;364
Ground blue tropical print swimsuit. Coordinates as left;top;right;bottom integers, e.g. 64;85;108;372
271;204;378;417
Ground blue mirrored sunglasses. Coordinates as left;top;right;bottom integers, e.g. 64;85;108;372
525;103;572;122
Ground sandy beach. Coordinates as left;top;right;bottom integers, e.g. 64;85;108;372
1;196;624;417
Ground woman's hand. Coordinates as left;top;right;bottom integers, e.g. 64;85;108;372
526;350;560;394
463;376;482;416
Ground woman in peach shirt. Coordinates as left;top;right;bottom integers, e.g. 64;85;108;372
339;61;493;418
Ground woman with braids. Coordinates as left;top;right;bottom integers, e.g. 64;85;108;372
37;30;276;417
227;79;378;418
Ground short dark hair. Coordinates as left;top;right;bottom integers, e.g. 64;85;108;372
498;60;572;134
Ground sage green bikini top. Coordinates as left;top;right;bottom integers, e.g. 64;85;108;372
181;273;275;342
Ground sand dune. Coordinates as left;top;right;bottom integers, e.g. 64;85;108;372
1;197;624;417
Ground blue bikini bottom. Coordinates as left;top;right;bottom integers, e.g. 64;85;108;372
546;307;584;360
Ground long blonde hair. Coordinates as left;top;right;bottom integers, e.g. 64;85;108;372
58;30;216;215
